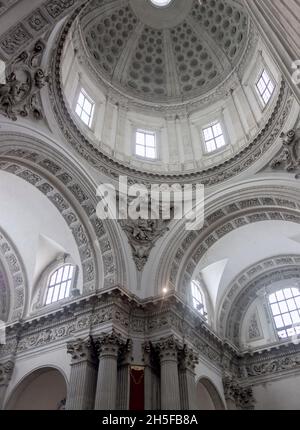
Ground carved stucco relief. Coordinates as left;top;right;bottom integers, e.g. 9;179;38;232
0;228;27;322
0;138;127;300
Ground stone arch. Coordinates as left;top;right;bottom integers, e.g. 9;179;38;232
0;227;27;322
5;366;67;410
162;184;300;301
217;255;300;344
196;377;225;410
0;132;128;300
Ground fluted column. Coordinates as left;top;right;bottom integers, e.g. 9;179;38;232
116;340;132;410
0;360;14;410
66;337;98;410
156;336;181;410
94;331;124;410
178;347;199;410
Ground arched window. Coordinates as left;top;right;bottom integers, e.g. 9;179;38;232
191;280;207;320
45;264;75;305
268;287;300;339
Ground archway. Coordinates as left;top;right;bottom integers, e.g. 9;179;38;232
5;367;67;410
196;378;225;410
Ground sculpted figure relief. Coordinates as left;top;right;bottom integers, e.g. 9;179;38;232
271;129;300;171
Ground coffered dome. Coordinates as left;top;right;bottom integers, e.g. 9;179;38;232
79;0;249;105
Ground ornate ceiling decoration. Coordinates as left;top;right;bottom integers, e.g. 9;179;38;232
80;0;249;105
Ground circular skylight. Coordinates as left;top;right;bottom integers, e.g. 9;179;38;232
150;0;172;7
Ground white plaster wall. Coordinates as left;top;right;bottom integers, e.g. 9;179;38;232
0;170;82;313
194;357;226;409
253;374;300;410
4;345;71;409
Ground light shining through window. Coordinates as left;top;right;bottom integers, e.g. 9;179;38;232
269;288;300;339
191;280;207;320
203;122;226;153
150;0;172;7
256;69;275;106
46;265;74;305
75;89;95;128
135;130;157;159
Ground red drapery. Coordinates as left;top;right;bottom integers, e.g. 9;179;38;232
129;366;145;410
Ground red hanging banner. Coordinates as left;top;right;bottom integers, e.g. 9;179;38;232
129;366;145;411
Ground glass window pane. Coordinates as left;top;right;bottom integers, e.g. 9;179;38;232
279;301;288;314
206;139;216;153
276;290;284;301
62;265;70;282
267;81;274;94
59;282;67;300
46;287;54;305
203;127;213;141
262;90;271;104
215;136;225;148
52;285;60;303
282;313;292;326
65;280;72;298
136;132;145;145
56;267;63;284
283;288;293;299
212;123;222;137
77;92;84;107
292;288;300;297
269;293;276;304
271;303;280;316
287;298;297;311
136;145;145;157
257;79;265;94
295;297;300;308
262;70;270;83
69;266;74;279
81;111;90;126
291;311;300;324
83;98;92;114
75;104;82;117
146;147;156;159
274;315;284;328
146;134;155;147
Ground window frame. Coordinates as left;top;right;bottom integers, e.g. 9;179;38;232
134;128;158;161
45;264;77;306
201;120;227;155
74;87;95;129
255;68;275;109
268;287;300;341
191;279;208;321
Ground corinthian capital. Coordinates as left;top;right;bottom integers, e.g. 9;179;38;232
67;336;97;364
178;345;199;372
155;335;181;361
0;360;14;385
95;330;125;358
